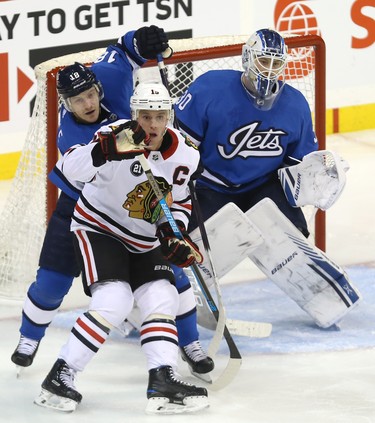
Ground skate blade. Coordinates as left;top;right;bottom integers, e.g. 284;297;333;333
181;355;213;383
15;365;24;379
146;395;209;415
189;370;212;384
34;388;78;412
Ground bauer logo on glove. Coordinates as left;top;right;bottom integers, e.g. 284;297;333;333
278;150;349;210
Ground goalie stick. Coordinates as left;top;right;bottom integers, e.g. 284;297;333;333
155;54;272;384
187;202;272;338
138;151;241;391
156;55;256;383
186;267;272;339
156;54;252;348
155;53;228;355
106;126;270;340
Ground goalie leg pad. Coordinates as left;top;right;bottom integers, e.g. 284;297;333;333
190;202;264;281
189;203;264;330
246;198;361;328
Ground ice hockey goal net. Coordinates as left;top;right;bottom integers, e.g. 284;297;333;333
0;34;325;299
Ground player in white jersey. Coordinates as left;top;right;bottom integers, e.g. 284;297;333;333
11;25;213;379
11;26;169;367
34;83;209;415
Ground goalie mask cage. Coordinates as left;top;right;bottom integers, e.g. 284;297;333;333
0;34;325;299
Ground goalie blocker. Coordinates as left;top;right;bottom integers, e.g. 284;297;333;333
191;200;361;329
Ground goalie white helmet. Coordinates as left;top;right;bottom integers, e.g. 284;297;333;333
242;29;288;110
130;82;174;122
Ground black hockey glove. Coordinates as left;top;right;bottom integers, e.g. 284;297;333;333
134;25;171;59
93;121;147;164
156;221;203;268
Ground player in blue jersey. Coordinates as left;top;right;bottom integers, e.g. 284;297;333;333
175;28;318;236
174;29;354;332
11;26;213;378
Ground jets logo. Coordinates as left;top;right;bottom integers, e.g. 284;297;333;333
218;121;287;159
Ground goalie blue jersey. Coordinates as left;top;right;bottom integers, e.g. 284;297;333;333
49;30;146;199
175;70;318;194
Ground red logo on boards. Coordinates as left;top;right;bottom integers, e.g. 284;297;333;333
274;0;320;79
0;53;34;122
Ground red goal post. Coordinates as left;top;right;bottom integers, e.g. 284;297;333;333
0;34;325;299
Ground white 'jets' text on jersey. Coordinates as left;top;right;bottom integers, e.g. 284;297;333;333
218;122;287;159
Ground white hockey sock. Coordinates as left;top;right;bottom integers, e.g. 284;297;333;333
59;311;111;371
141;317;179;371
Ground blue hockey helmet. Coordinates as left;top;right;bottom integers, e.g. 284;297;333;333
242;29;288;110
56;62;103;112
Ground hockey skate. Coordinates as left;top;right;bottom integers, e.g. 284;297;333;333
11;335;40;376
180;340;214;383
34;359;82;412
146;366;209;414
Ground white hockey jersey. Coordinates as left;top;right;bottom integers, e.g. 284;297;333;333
56;120;200;253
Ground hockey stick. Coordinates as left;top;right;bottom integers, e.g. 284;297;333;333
226;318;271;338
110;126;269;339
155;54;229;355
155;54;271;343
138;152;241;390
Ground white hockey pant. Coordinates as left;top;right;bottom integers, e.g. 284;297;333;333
59;279;178;372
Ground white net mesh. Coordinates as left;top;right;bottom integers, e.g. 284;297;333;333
0;35;320;299
0;77;47;299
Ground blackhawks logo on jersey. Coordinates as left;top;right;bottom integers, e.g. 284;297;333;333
123;177;173;224
183;135;198;150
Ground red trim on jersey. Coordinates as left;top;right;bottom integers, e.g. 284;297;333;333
77;317;106;343
160;129;179;160
177;202;192;211
76;230;95;283
75;203;153;249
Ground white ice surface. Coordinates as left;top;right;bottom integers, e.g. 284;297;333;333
0;130;375;423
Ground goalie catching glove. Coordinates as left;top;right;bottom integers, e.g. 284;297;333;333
156;221;203;268
94;120;148;163
278;150;349;210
